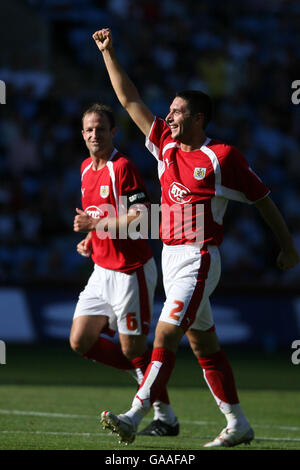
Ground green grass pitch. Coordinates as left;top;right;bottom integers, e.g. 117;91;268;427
0;343;300;451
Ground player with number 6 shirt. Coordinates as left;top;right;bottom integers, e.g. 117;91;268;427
70;103;178;438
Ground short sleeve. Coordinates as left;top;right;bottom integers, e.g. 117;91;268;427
145;117;171;161
218;146;270;204
116;160;150;214
118;160;147;195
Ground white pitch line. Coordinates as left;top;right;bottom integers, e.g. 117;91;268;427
0;430;300;443
255;436;300;442
0;430;108;437
0;409;92;419
1;409;300;433
182;419;300;432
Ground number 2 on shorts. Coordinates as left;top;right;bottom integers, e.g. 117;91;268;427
169;300;184;321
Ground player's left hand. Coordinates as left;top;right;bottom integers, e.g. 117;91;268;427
276;248;300;270
73;208;95;233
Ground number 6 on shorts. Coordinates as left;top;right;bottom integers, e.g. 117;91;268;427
126;312;138;331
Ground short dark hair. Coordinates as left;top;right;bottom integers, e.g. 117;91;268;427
82;103;116;129
176;90;213;129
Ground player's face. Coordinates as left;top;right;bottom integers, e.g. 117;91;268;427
82;112;116;156
165;97;195;141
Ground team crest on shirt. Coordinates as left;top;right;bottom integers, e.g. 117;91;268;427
193;167;206;180
100;185;110;198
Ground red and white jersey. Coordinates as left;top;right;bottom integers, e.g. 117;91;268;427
81;148;153;273
146;117;270;246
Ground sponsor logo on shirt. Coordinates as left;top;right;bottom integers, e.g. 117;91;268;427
85;205;104;218
100;185;109;198
168;182;192;204
128;192;146;203
193;167;206;180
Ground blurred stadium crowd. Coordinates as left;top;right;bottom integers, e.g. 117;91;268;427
0;0;299;291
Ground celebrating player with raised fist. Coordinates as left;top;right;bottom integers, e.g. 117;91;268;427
93;27;299;448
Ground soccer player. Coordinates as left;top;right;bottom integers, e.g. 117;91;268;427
70;103;179;439
92;29;300;447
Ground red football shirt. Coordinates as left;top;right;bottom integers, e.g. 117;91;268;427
81;149;153;273
146;117;270;246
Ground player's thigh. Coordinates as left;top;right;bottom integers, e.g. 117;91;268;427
71;268;116;352
70;314;109;353
114;258;157;336
70;314;109;342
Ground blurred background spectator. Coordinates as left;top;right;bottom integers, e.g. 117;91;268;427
0;0;299;294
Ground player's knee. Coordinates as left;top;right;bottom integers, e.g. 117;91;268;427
154;323;183;353
188;331;220;358
190;342;207;358
188;338;202;357
121;345;134;360
69;333;92;355
69;335;83;354
119;333;148;360
121;342;144;360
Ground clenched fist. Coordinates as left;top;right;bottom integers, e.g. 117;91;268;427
93;28;113;52
73;208;96;233
77;233;92;258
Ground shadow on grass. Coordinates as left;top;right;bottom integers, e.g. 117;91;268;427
1;343;299;391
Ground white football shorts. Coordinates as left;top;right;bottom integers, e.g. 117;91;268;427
159;244;221;332
73;257;157;336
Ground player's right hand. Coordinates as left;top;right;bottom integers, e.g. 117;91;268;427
77;236;92;258
92;28;112;52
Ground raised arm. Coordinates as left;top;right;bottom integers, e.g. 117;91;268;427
255;195;299;270
93;28;154;137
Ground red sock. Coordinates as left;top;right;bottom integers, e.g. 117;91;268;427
84;337;133;370
137;347;176;405
131;349;170;404
198;350;239;405
130;349;152;373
